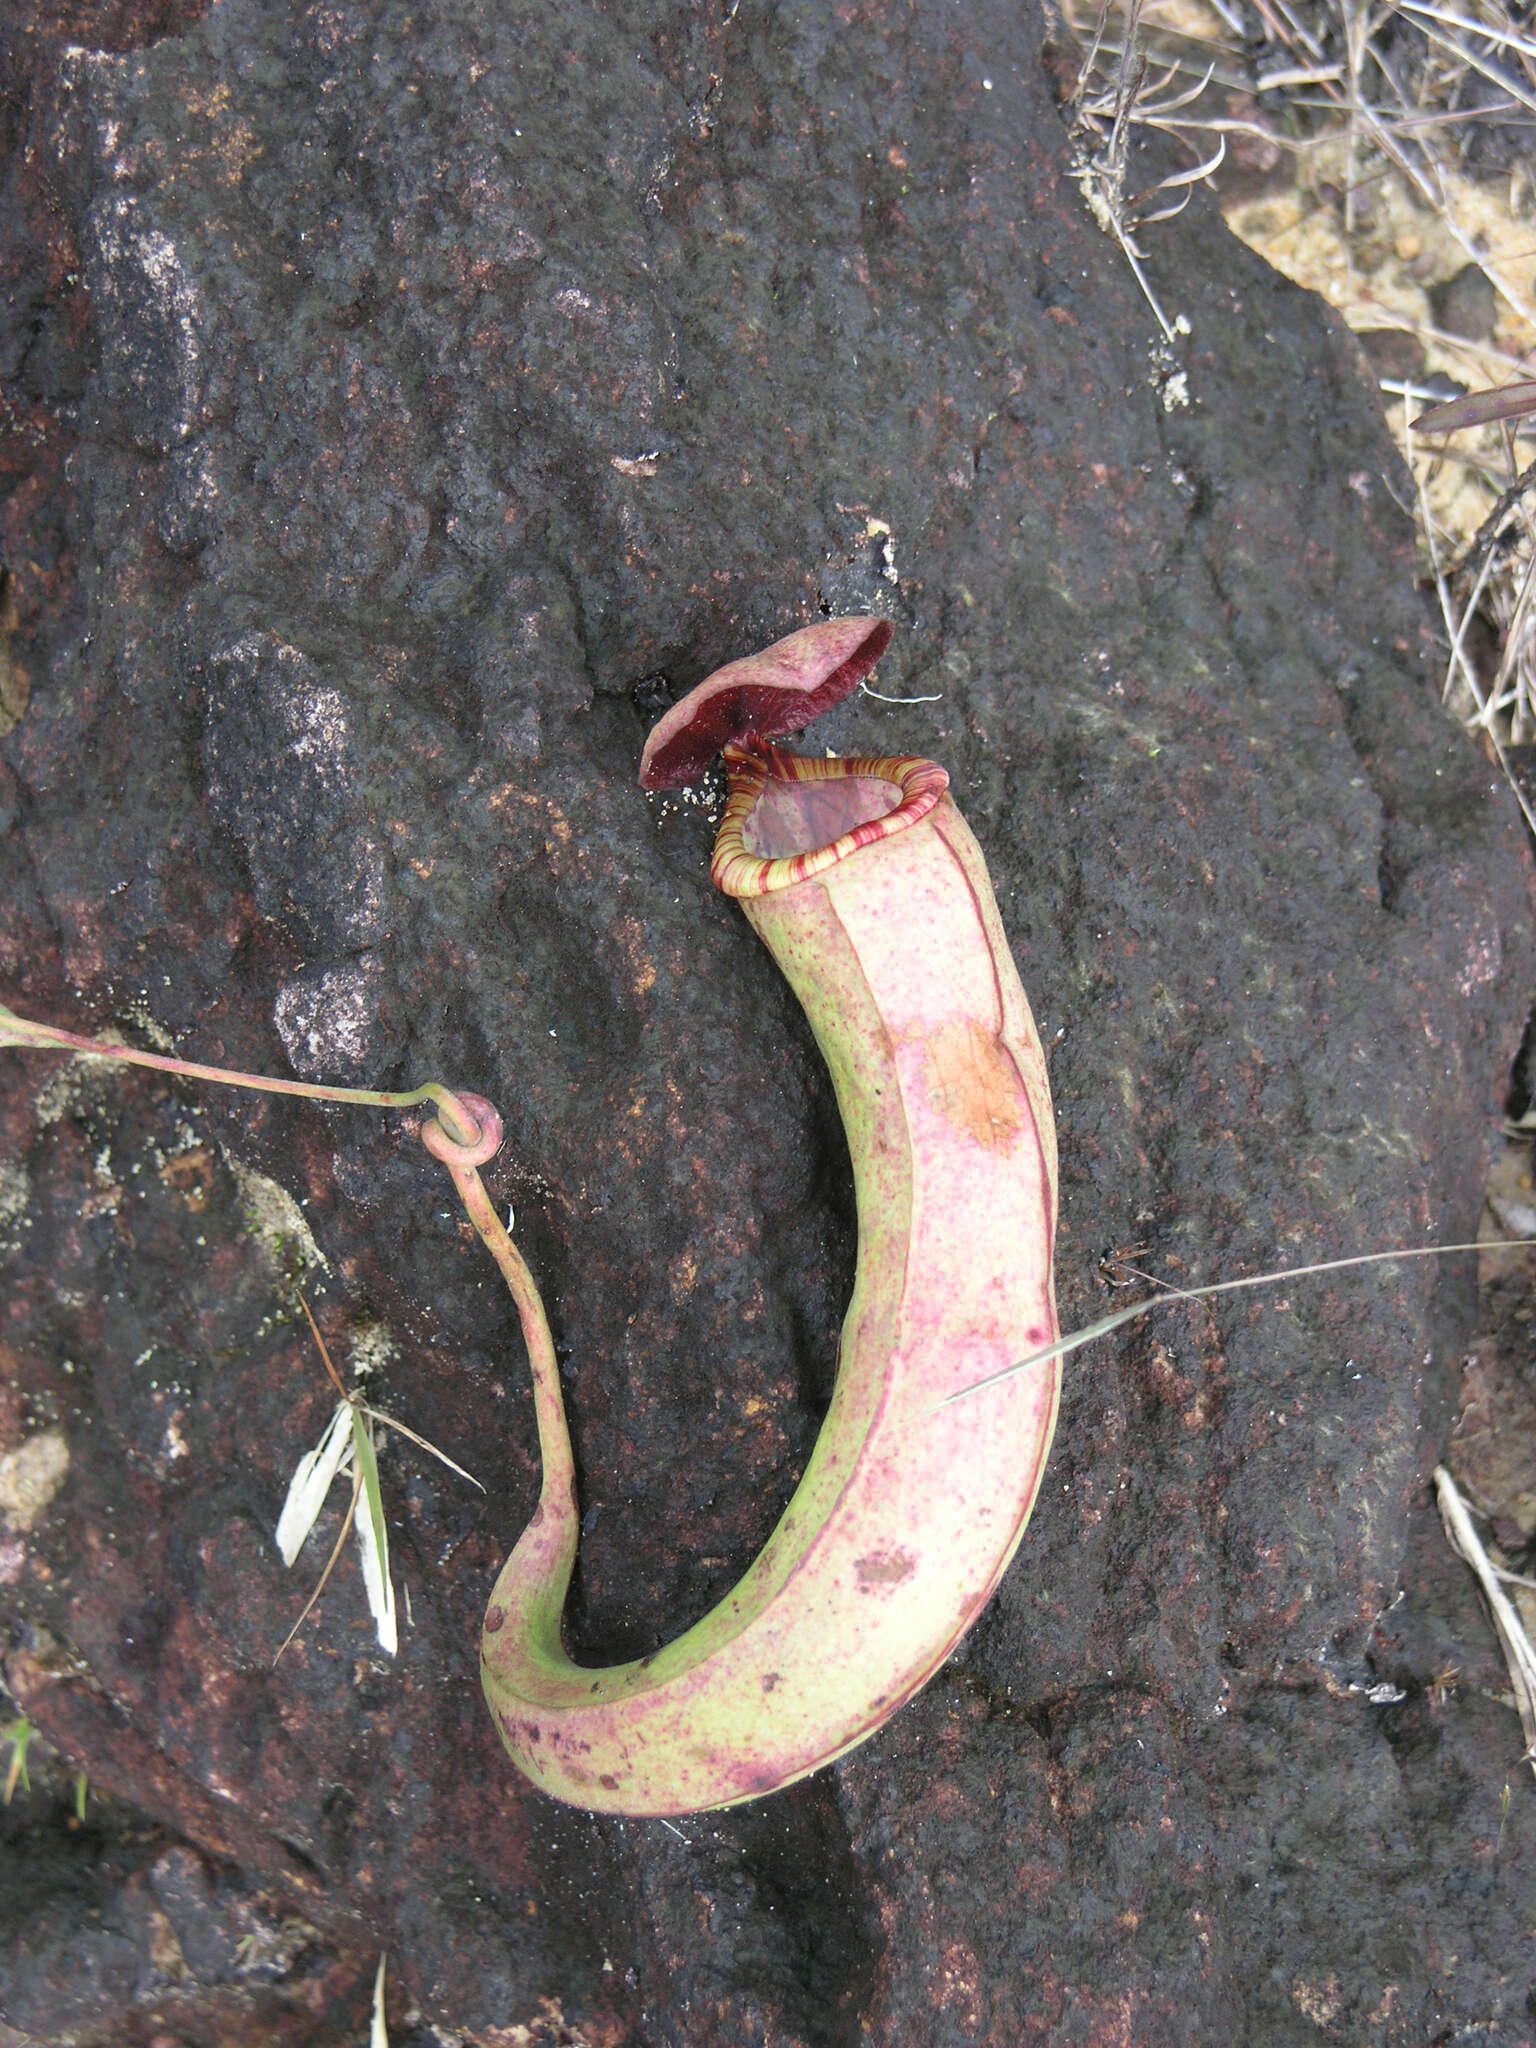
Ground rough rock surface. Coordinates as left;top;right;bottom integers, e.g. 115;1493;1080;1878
2;0;1534;2041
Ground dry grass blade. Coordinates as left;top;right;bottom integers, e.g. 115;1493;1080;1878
349;1406;398;1657
1404;414;1536;821
1487;544;1536;726
1390;3;1536;118
1435;1467;1536;1777
1413;380;1536;433
295;1290;482;1486
1130;133;1227;224
298;1290;350;1401
274;1399;354;1567
1457;457;1536;589
1343;102;1533;327
1058;0;1536;337
944;1238;1536;1403
366;1408;484;1491
1064;0;1236;342
1359;321;1536;385
274;1461;363;1664
371;1954;390;2048
276;1291;480;1659
1393;0;1536;67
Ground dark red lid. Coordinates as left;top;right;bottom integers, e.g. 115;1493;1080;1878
638;617;894;790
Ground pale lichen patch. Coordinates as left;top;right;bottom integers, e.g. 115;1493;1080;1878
224;1155;330;1276
346;1320;400;1382
32;1048;130;1126
0;1157;30;1252
0;1426;70;1533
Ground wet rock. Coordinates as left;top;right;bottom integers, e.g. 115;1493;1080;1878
2;0;1533;2040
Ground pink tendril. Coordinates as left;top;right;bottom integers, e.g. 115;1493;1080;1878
421;1092;504;1169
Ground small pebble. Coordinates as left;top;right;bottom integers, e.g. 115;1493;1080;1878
1429;263;1498;343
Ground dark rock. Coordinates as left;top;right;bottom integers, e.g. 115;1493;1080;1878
1430;262;1500;345
1;0;1533;2041
0;1762;381;2045
1353;325;1426;386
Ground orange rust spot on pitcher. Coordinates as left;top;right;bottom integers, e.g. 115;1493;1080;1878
922;1016;1026;1152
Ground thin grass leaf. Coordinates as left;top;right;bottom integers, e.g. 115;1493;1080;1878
367;1408;484;1491
1412;381;1536;434
1076;29;1256;95
350;1410;398;1656
1070;0;1118;113
2;1717;32;1803
942;1239;1536;1406
350;1409;388;1564
1130;135;1228;225
1488;545;1536;713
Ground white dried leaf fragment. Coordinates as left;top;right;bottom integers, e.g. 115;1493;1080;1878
371;1955;390;2048
354;1482;399;1658
350;1414;398;1657
274;1401;353;1565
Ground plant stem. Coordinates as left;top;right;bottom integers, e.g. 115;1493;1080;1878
0;1003;482;1147
437;1155;576;1514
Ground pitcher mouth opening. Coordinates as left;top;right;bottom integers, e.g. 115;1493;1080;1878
711;743;950;899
